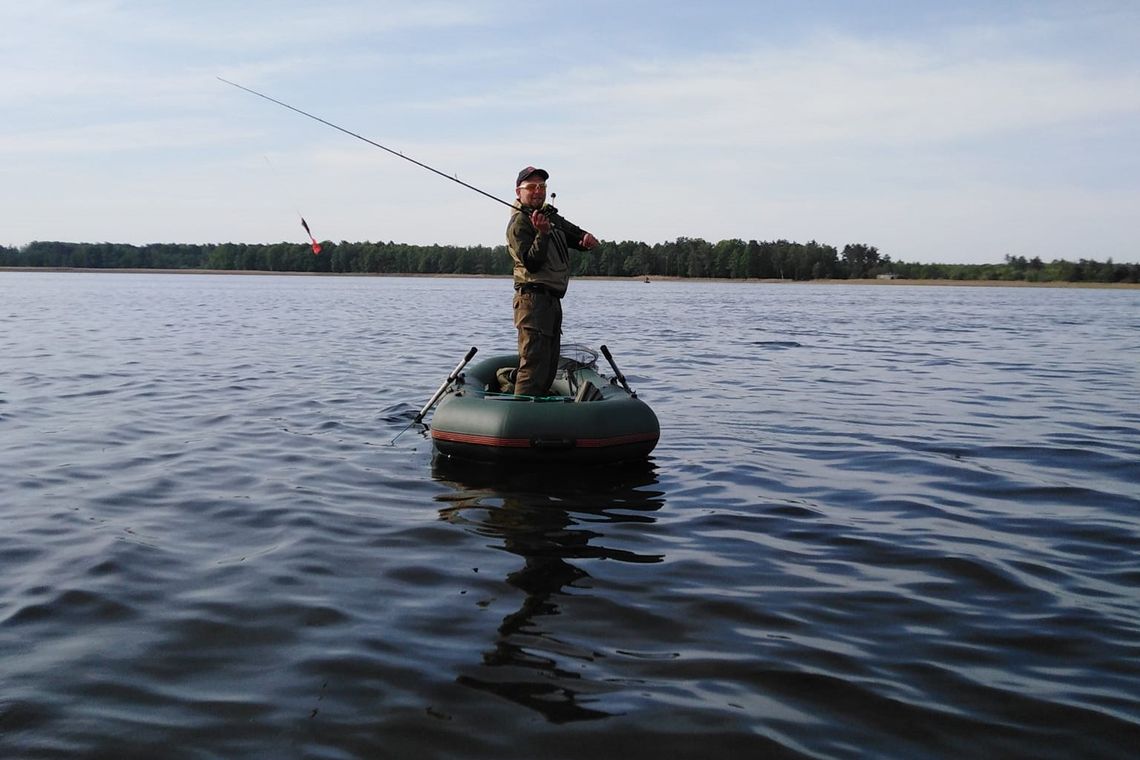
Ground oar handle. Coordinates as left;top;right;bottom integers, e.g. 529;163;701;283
600;344;636;398
414;346;477;423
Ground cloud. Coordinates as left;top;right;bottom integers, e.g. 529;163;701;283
0;118;260;157
464;31;1139;150
410;24;1137;260
2;3;1137;261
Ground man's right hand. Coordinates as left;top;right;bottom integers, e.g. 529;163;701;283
530;211;552;235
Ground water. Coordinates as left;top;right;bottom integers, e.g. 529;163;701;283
2;272;1138;759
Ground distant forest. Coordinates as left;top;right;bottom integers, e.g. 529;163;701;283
3;239;1138;283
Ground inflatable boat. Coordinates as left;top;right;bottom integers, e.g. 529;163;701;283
420;345;659;465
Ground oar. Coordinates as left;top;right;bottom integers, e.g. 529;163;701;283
600;344;637;398
390;346;478;445
415;345;477;423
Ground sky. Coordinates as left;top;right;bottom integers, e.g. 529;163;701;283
2;1;1138;264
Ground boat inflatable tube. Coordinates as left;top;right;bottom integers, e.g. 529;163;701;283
430;352;659;465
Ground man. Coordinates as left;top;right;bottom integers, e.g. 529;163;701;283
506;166;599;396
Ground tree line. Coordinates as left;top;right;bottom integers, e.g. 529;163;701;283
2;239;1137;283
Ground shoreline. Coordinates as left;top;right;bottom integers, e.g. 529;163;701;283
2;267;1137;289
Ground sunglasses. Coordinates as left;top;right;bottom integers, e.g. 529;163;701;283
517;182;547;192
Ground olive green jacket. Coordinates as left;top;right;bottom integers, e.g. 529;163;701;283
506;202;589;297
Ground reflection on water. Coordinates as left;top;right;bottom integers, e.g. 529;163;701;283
432;457;666;723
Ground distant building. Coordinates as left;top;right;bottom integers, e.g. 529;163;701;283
877;273;899;280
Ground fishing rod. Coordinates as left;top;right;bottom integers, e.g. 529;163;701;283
217;77;516;210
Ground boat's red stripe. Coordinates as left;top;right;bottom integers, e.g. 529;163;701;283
432;430;658;449
431;431;531;448
575;432;659;448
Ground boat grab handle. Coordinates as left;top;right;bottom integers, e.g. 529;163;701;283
530;437;576;449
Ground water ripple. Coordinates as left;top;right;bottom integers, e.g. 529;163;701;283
2;274;1139;758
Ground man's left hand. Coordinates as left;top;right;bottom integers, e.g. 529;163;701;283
581;233;599;249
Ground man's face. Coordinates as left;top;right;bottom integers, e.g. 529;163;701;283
516;175;547;207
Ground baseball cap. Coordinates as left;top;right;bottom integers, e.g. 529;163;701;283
516;166;549;186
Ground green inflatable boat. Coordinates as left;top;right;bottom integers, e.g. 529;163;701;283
421;345;659;465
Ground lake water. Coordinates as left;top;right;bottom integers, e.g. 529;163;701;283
2;272;1138;759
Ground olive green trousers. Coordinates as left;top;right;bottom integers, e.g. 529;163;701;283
512;290;562;396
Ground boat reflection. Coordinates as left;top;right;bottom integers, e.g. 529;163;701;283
432;456;666;723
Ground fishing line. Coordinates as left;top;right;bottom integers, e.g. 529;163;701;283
218;77;516;210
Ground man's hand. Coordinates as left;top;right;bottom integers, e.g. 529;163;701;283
530;211;552;235
581;232;599;250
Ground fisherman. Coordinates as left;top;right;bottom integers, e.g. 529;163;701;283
506;166;599;396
